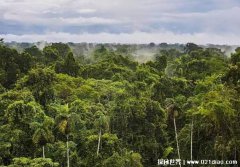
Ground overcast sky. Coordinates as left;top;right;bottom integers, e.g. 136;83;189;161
1;0;240;44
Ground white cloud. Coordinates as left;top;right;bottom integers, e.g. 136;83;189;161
1;31;240;45
152;6;240;34
59;17;121;25
77;9;96;14
3;12;121;26
0;0;240;43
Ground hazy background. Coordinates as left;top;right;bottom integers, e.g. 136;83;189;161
1;0;240;44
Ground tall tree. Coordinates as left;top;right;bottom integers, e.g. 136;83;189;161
166;99;181;167
56;104;79;167
31;116;54;158
94;110;109;157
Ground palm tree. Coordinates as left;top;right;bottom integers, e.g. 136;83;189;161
165;99;181;167
56;104;79;167
94;110;109;157
31;116;54;158
58;117;70;167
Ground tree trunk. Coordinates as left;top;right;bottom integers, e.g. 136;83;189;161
67;134;70;167
97;128;102;157
234;146;237;167
173;117;181;167
190;119;193;167
42;145;45;158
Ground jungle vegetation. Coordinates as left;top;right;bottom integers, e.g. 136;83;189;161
0;41;239;166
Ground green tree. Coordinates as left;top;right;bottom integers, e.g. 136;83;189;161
231;48;240;65
55;52;80;77
155;54;167;71
184;43;202;54
51;43;71;59
8;157;59;167
24;46;43;63
43;46;60;65
56;104;79;167
165;99;181;167
94;110;110;157
31;116;54;158
18;68;56;106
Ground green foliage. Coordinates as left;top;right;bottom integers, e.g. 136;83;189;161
0;43;239;166
55;52;80;77
18;67;56;105
0;45;23;88
31;115;55;147
231;49;240;65
43;46;60;65
51;43;71;59
8;157;59;167
154;54;167;71
25;46;43;58
184;43;202;53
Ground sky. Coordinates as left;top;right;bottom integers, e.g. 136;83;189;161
1;0;240;44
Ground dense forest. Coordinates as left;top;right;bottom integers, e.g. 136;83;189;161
0;40;239;166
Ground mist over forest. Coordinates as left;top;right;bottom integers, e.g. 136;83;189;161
5;41;239;62
1;0;240;166
0;40;240;166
